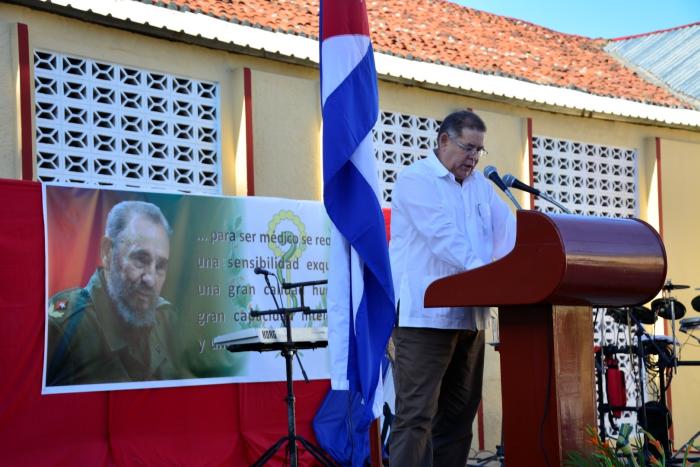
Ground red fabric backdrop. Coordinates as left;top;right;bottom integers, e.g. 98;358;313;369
0;179;330;466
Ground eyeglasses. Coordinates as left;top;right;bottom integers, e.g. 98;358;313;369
447;133;488;157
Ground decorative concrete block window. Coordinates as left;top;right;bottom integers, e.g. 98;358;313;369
532;136;638;218
534;134;641;434
373;110;440;208
34;50;221;194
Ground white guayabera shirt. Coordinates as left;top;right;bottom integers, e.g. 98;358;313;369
389;151;516;330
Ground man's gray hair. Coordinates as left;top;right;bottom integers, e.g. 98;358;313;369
437;110;487;149
105;200;172;244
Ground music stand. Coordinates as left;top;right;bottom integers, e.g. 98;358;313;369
229;276;336;467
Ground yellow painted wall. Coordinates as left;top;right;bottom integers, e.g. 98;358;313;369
251;69;321;200
227;68;247;196
0;20;21;179
658;138;700;448
532;112;700;222
372;84;700;448
642;138;661;231
0;4;319;195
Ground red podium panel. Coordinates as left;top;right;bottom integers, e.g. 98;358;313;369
425;211;666;466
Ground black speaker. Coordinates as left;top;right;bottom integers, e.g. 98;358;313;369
642;401;672;459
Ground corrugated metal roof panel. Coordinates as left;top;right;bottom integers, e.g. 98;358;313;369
605;24;700;101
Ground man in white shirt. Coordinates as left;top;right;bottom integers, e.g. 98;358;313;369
388;110;516;466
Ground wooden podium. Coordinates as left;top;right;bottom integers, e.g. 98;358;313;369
424;211;666;466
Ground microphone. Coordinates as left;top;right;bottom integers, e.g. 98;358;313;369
282;279;328;290
502;174;540;196
483;165;522;210
253;267;282;315
502;174;572;214
483;165;508;192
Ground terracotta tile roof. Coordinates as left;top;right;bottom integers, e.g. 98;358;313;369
157;0;687;108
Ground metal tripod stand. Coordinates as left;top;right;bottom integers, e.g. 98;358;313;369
250;277;336;467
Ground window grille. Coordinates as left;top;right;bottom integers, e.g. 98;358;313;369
373;110;440;208
34;50;221;193
533;134;641;435
532;136;637;217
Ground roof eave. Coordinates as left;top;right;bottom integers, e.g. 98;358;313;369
8;0;700;131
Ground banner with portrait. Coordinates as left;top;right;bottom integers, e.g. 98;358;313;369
42;184;331;394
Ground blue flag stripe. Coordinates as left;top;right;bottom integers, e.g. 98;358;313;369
353;265;396;397
322;47;378;183
324;163;394;303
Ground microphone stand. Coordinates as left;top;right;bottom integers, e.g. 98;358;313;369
502;174;571;214
249;278;335;467
504;189;522;210
536;193;571;214
258;272;312;380
260;272;282;321
484;166;522;210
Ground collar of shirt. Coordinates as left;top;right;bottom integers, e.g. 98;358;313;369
427;150;480;186
427;150;451;180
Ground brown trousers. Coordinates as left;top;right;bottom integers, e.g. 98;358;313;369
389;326;485;467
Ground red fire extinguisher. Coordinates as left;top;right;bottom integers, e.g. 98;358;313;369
605;356;626;418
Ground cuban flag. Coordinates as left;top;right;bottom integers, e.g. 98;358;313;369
320;0;396;421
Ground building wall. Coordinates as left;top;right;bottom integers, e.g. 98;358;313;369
0;21;21;179
251;69;321;200
1;1;700;455
0;4;321;196
658;138;700;447
377;84;700;447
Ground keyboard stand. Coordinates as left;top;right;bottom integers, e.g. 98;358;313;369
226;294;336;466
225;340;327;354
246;338;335;467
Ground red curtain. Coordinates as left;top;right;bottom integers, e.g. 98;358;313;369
0;180;329;466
